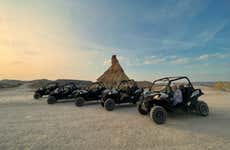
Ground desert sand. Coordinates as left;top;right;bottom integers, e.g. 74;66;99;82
0;84;230;150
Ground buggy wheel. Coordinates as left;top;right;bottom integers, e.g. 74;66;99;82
75;97;85;107
104;99;115;111
34;93;41;99
150;106;167;124
132;101;137;105
47;96;56;104
137;103;148;115
196;101;209;116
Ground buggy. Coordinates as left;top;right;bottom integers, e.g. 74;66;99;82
33;82;59;99
47;82;79;104
137;76;209;124
75;82;106;106
101;80;143;111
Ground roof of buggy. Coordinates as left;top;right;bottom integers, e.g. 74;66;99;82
153;76;192;83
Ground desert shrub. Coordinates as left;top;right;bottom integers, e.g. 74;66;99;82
214;82;230;91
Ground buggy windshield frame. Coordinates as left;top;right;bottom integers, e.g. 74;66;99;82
150;76;194;92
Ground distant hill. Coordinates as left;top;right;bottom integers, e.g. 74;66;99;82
0;79;25;89
0;79;92;89
27;79;52;88
28;79;92;89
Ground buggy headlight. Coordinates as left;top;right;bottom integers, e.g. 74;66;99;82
153;95;160;100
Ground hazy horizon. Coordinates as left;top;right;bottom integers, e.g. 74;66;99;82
1;77;229;83
1;0;230;82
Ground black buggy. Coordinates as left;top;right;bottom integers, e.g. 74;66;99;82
74;82;106;106
47;82;79;104
137;76;209;124
101;80;143;111
33;82;59;99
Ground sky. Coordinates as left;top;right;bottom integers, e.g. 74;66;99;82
0;0;230;81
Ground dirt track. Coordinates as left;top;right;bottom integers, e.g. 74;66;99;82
0;85;230;150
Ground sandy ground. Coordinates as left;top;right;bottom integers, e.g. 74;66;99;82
0;85;230;150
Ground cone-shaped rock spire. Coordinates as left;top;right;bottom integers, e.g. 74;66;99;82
97;55;129;88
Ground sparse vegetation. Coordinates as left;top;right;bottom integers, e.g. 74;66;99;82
214;82;230;91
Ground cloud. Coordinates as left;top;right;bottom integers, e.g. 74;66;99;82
10;60;24;65
143;56;166;65
197;54;210;60
171;58;189;64
103;55;142;67
143;0;209;23
143;55;190;65
197;53;230;61
23;50;39;56
214;53;229;59
195;21;228;46
122;21;227;53
103;58;111;66
161;39;197;51
142;52;229;66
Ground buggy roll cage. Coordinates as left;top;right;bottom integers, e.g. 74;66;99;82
150;76;194;91
88;82;105;88
43;82;59;88
62;82;78;89
117;79;137;89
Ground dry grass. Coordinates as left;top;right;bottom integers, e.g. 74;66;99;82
213;82;230;91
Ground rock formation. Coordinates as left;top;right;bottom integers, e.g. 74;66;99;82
97;55;129;88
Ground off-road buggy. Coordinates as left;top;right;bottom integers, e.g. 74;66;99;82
74;82;106;106
47;82;79;104
33;82;59;99
137;76;209;124
101;80;143;111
